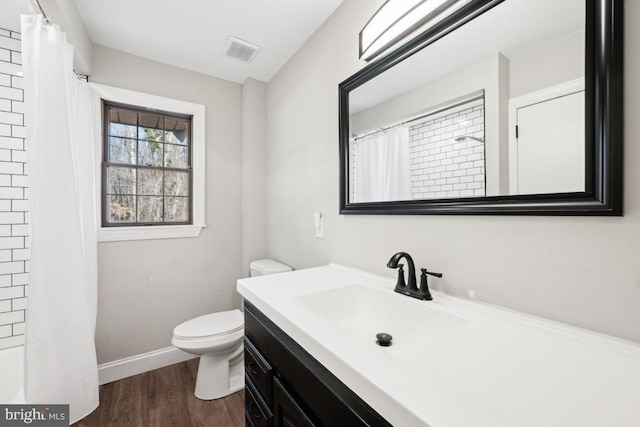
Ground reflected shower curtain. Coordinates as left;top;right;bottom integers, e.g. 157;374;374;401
354;126;412;202
22;15;99;423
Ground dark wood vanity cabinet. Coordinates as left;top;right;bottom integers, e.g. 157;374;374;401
243;301;391;427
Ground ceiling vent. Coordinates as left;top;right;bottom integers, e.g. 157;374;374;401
223;36;261;63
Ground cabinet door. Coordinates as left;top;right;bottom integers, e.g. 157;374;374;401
272;377;315;427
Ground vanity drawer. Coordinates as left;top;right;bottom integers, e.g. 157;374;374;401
245;374;273;427
244;336;273;404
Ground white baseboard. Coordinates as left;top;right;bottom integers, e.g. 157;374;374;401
98;346;198;385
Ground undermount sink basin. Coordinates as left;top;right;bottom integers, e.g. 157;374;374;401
297;284;469;359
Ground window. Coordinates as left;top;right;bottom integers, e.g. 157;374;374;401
90;83;206;242
103;102;192;226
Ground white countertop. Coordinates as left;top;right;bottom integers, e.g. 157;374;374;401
237;263;640;427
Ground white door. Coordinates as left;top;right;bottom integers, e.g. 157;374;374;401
514;90;585;195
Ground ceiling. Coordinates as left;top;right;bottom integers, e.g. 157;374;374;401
73;0;344;83
0;0;32;32
0;0;344;84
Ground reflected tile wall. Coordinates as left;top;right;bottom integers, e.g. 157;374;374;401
409;99;485;199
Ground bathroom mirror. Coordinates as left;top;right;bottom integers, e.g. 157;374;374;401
339;0;622;215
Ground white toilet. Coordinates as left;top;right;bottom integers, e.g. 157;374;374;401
171;259;292;400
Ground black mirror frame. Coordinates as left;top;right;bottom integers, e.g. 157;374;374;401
339;0;622;216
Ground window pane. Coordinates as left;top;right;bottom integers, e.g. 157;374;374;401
109;137;136;164
165;197;188;222
165;144;188;169
109;109;137;126
164;171;189;197
137;196;163;222
138;127;164;142
138;140;163;167
107;166;136;195
165;119;189;145
109;122;137;139
138;169;163;195
138;113;163;129
138;114;164;141
108;195;136;223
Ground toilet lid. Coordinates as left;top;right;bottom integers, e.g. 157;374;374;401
173;309;243;339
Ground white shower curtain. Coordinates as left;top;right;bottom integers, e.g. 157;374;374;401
354;126;412;202
22;15;99;423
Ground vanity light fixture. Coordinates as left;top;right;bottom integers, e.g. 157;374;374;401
359;0;473;61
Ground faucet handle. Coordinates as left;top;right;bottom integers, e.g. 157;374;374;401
424;269;442;278
417;268;442;300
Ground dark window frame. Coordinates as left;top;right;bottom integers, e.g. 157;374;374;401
101;101;194;227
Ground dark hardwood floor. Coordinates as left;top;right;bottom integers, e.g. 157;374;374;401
72;359;245;427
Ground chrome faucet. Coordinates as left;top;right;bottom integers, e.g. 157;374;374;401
387;252;442;300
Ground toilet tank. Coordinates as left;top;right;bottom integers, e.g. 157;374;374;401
250;259;292;277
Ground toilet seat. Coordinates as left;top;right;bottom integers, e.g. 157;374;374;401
173;309;243;340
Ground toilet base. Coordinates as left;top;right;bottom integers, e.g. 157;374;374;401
194;345;244;400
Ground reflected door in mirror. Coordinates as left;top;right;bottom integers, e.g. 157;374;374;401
512;90;585;195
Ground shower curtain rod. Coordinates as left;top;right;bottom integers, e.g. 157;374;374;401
30;0;50;24
352;91;484;140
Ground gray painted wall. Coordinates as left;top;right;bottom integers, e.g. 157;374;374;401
509;32;584;98
241;79;269;276
91;46;244;363
266;0;640;344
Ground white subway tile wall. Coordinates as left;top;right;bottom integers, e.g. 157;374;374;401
409;99;485;199
0;27;27;350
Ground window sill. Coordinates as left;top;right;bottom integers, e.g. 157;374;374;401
98;224;206;243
